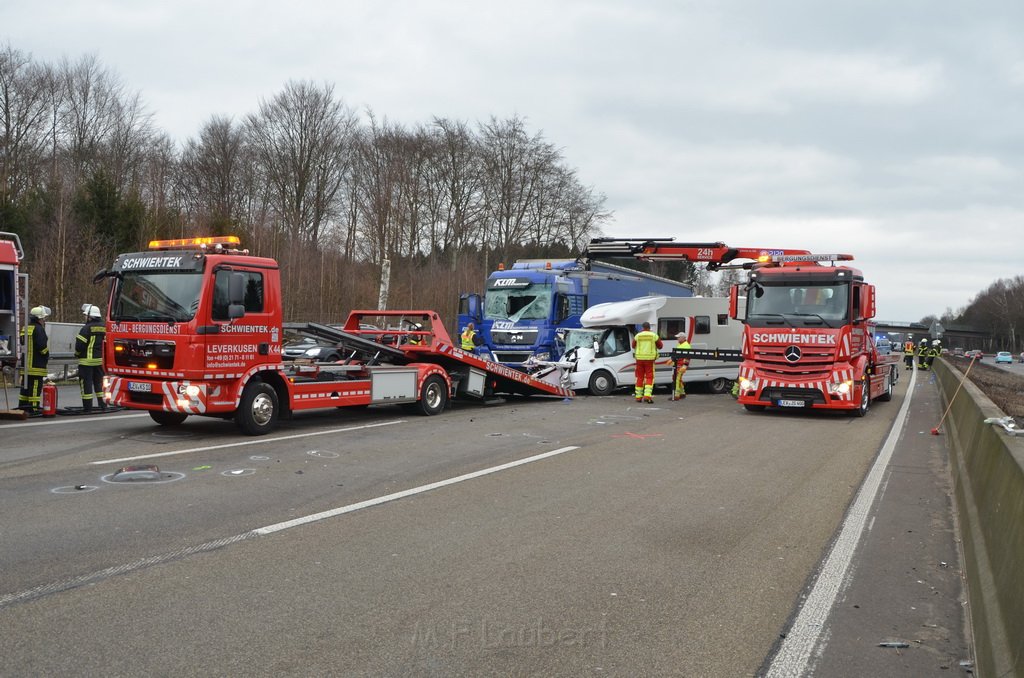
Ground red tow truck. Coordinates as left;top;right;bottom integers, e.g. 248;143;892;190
95;236;572;435
582;238;901;416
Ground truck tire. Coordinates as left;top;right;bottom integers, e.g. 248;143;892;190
707;377;729;394
150;410;188;426
416;375;448;416
877;370;893;402
236;381;279;435
588;370;616;396
853;379;870;417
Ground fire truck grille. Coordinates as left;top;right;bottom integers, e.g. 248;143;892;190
113;339;176;369
759;387;826;404
129;392;165;405
751;345;834;380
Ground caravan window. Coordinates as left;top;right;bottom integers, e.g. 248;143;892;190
717;314;729;326
658;318;686;339
693;316;711;335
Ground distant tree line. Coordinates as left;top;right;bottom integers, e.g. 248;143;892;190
925;276;1024;353
0;45;610;325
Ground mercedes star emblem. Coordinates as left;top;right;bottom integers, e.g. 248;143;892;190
784;345;802;363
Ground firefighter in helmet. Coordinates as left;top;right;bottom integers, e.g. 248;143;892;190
75;304;107;412
18;305;51;413
903;334;916;370
917;338;930;370
927;339;941;370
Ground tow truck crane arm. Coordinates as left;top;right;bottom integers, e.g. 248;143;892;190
581;237;814;271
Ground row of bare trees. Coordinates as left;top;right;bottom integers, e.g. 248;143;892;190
1;44;609;324
927;276;1024;353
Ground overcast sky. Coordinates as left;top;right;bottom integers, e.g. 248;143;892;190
4;0;1022;322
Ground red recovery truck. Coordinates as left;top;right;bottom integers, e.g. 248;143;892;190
94;236;572;435
1;232;26;371
582;238;901;416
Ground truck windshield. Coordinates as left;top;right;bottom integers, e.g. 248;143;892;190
484;284;552;322
111;272;202;322
748;282;849;326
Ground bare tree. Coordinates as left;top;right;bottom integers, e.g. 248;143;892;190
0;45;51;212
245;80;355;247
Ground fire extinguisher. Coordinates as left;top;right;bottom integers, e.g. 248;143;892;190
41;381;58;417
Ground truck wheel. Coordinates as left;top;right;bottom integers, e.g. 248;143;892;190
416;375;448;416
588;370;615;396
853;379;870;417
236;381;279;435
149;410;188;426
707;377;729;394
877;371;893;402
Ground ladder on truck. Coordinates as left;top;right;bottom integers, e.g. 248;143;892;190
287;311;574;400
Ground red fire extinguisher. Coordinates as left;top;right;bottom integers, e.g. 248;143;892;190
41;381;58;417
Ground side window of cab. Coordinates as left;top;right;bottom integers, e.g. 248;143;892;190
212;270;264;320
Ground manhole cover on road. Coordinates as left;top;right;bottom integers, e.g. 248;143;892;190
102;465;185;484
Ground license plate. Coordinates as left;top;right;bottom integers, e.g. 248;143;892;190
128;381;152;393
777;399;806;408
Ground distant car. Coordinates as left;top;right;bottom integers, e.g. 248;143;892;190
1019;352;1024;364
995;351;1013;364
964;349;984;360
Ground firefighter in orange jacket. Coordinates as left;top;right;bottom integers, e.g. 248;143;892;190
903;335;916;370
632;322;662;403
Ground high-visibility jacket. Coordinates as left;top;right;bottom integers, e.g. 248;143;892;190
675;340;692;365
461;328;476;350
75;318;106;367
904;341;915;355
21;319;49;377
632;330;662;360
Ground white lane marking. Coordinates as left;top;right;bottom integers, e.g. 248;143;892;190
765;368;917;677
90;420;406;465
2;445;581;609
255;445;581;535
0;412;150;428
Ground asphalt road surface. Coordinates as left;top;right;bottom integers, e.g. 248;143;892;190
0;374;968;676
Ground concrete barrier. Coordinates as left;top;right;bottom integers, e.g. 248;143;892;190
933;359;1023;677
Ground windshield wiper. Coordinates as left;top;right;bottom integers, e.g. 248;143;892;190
791;312;828;326
751;313;794;327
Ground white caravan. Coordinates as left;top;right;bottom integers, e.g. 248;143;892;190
558;296;742;396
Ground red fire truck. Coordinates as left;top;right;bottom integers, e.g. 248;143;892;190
582;238;901;416
95;236;572;435
1;232;26;371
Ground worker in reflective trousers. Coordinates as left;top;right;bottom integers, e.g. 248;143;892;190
671;332;692;401
632;321;662;403
75;304;107;412
18;305;51;413
903;335;916;370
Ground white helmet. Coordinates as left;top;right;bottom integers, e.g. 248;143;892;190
932;340;940;346
82;304;102;319
29;305;51;319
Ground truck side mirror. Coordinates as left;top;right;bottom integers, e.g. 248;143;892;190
728;285;739;319
861;285;876;320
